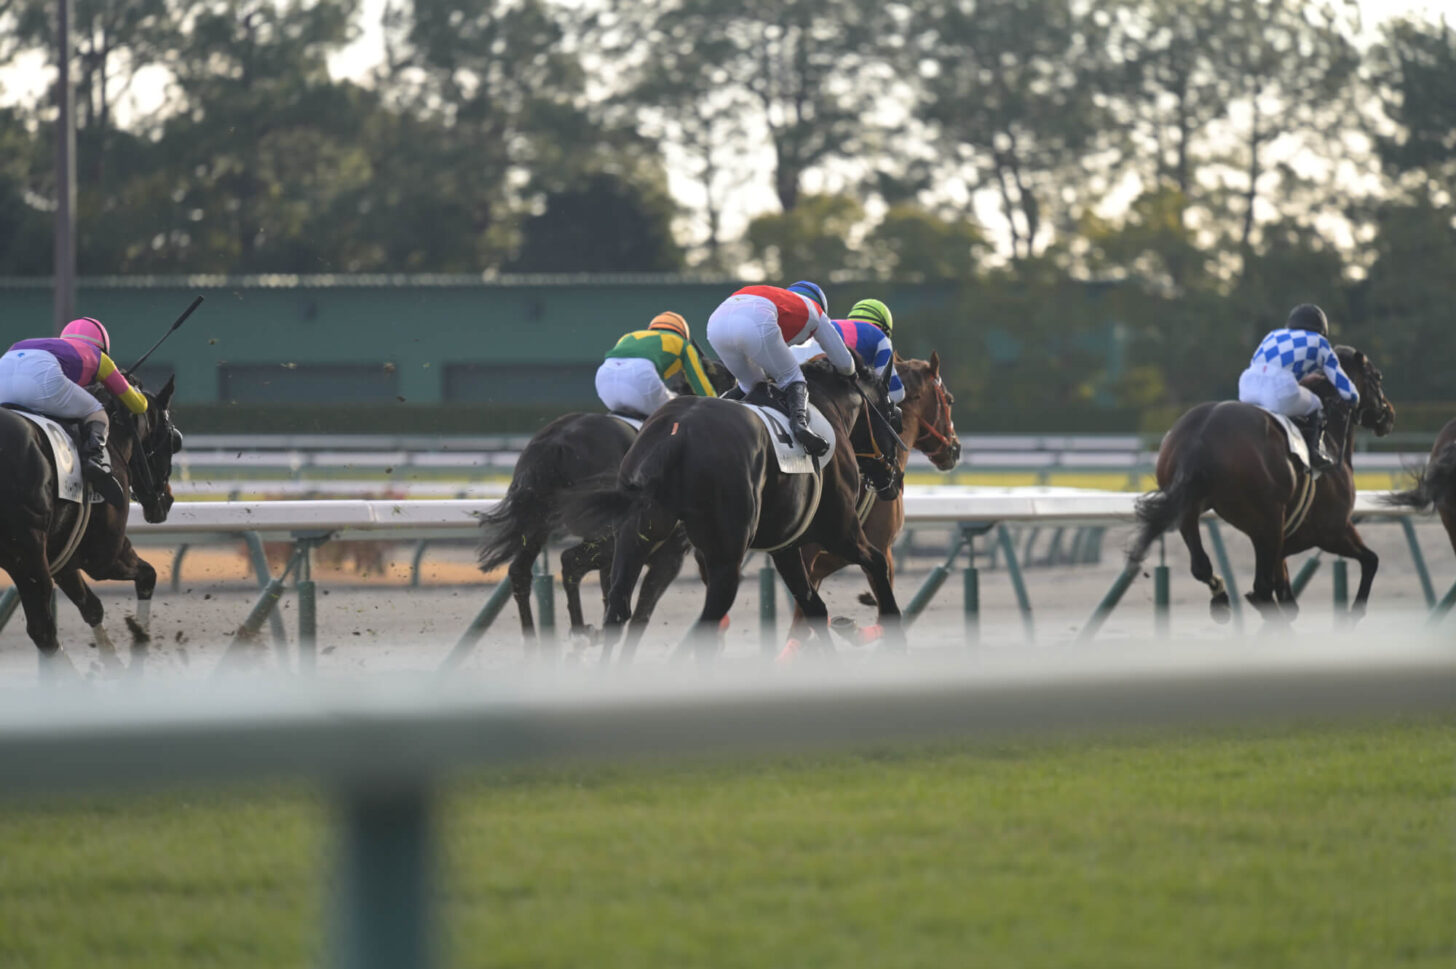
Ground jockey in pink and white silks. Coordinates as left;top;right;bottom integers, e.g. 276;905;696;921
1237;303;1359;472
0;317;147;504
706;280;854;458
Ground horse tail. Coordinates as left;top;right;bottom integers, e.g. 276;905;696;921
1382;441;1456;513
476;436;572;573
565;429;684;541
1127;464;1206;568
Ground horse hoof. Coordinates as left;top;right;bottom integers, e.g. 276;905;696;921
1209;595;1232;624
718;615;731;632
776;638;804;664
124;616;151;645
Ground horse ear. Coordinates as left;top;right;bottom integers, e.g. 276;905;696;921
157;374;175;408
929;351;941;377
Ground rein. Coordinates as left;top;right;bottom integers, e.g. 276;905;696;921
912;377;957;462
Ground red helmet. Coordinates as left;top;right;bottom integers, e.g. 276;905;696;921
61;317;111;355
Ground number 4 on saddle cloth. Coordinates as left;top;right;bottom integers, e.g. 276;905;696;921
737;384;836;475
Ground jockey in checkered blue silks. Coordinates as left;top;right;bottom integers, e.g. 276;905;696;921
1238;303;1359;472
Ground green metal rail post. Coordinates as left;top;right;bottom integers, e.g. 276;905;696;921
964;532;980;647
293;533;332;675
1397;517;1436;608
1203;519;1243;629
532;548;555;644
1154;537;1170;638
409;541;432;589
1291;555;1321;597
1332;559;1349;612
0;587;18;635
1431;581;1456;625
170;544;190;593
996;524;1035;641
242;530;288;646
759;563;777;655
439;581;513;671
904;530;967;626
334;782;435;969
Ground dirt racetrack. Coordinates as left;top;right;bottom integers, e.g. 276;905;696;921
0;515;1451;681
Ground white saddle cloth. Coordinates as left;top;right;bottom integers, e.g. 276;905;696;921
9;409;95;503
742;402;836;475
1257;406;1312;472
608;413;644;433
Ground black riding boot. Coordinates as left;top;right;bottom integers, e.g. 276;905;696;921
720;385;746;401
80;419;126;506
786;381;829;458
1300;408;1335;473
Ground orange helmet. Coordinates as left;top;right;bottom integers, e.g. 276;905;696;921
648;311;689;340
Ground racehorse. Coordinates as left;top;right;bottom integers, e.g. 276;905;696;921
1382;416;1456;556
792;353;961;644
573;360;904;662
0;377;183;670
1126;347;1394;621
476;361;733;653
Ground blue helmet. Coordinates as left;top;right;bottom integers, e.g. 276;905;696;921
786;280;828;316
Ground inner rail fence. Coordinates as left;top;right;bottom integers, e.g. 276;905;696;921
1;493;1449;671
2;647;1455;969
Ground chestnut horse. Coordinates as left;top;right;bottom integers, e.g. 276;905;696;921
1127;347;1395;621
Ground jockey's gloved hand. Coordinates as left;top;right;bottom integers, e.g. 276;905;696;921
854;363;875;385
888;402;903;434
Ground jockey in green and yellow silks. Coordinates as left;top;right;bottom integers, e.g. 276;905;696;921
595;312;714;418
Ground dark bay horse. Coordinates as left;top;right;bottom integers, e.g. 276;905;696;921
476;361;733;652
1383;417;1456;556
1127;347;1394;621
793;353;961;642
574;361;903;661
0;377;182;670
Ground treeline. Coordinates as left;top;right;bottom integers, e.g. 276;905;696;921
0;0;1453;411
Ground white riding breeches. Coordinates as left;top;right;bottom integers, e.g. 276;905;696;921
1238;365;1321;417
595;357;674;417
0;349;105;420
706;294;806;394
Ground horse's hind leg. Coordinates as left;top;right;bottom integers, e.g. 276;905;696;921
1179;511;1230;623
772;548;831;659
55;569;122;670
622;533;689;658
604;525;657;665
1244;517;1288;624
12;556;70;674
688;559;742;660
506;539;543;653
560;537;608;645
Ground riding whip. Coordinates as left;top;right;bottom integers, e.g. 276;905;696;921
126;295;204;377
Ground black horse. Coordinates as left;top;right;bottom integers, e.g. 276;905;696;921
575;361;903;662
0;377;182;671
477;361;734;653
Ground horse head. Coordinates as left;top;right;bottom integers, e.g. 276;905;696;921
896;351;961;471
110;374;182;523
801;361;904;501
1335;346;1395;438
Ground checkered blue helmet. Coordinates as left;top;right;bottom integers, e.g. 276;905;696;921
1287;304;1329;338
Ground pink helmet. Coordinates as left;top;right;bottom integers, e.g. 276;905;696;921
61;317;110;355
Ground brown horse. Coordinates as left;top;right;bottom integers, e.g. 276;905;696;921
792;353;960;642
1383;417;1456;556
1127;347;1395;621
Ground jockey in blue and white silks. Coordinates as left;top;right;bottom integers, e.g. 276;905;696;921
791;298;905;429
1237;303;1358;471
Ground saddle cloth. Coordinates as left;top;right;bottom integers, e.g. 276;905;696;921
4;407;95;504
741;402;836;475
608;412;644;432
1255;406;1313;473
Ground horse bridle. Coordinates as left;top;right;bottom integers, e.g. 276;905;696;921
120;406;173;505
912;377;958;463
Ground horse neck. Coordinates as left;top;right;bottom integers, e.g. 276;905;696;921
806;376;861;435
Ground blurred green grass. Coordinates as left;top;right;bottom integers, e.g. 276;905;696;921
1;718;1452;968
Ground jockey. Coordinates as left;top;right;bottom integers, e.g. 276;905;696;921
0;317;146;504
595;311;714;419
790;297;905;429
706;279;855;458
1238;303;1359;472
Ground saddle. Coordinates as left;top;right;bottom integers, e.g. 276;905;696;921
607;411;645;432
1252;405;1322;537
732;384;836;476
1;404;98;505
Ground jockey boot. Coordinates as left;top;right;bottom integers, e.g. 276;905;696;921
786;381;829;458
80;419;127;507
1300;408;1335;473
720;385;746;401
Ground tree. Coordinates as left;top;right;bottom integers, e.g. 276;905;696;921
618;0;901;212
910;0;1116;262
744;193;868;280
861;203;986;280
1368;16;1456;203
507;171;683;272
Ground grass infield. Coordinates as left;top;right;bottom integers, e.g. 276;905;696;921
0;717;1452;968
